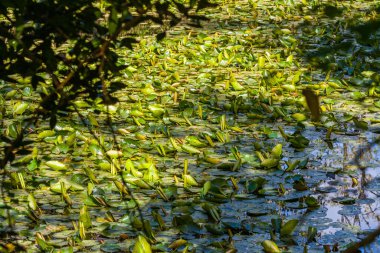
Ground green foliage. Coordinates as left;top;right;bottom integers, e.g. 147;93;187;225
0;0;215;125
1;0;380;252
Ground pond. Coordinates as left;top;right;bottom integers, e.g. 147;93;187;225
1;0;380;252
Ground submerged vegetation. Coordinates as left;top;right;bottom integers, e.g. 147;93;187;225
1;0;380;252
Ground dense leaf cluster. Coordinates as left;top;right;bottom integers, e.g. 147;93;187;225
0;0;215;126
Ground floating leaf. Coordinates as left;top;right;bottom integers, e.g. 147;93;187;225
288;133;310;150
173;215;201;234
203;155;221;164
262;240;280;253
305;196;320;208
36;233;51;251
28;193;38;211
292;113;307;122
143;163;159;182
202;203;220;222
261;158;280;169
122;174;151;189
271;218;282;234
50;179;84;193
282;84;296;92
169;239;187;249
181;144;201;154
258;56;266;69
6;89;17;98
332;197;356;205
284;160;300;173
38;130;55;139
126;159;143;177
148;104;165;117
13;102;29;115
106;150;123;158
80;205;92;229
186;136;207;148
246;177;267;194
183;174;198;187
271;144;282;158
205;223;225;235
132;235;152;253
280;219;299;237
230;77;245;91
46;160;67;170
307;227;317;243
352;117;368;130
88;113;99;127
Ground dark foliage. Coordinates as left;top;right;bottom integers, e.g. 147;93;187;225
0;0;216;127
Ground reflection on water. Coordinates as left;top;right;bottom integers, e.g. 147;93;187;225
276;132;380;250
312;132;379;228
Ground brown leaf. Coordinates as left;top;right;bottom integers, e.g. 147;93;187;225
302;88;320;122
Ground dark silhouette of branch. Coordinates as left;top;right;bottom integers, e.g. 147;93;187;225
73;105;149;238
340;136;380;251
342;226;380;253
354;137;380;172
0;116;37;251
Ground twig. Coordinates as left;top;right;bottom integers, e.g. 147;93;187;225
73;105;149;238
342;226;380;253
